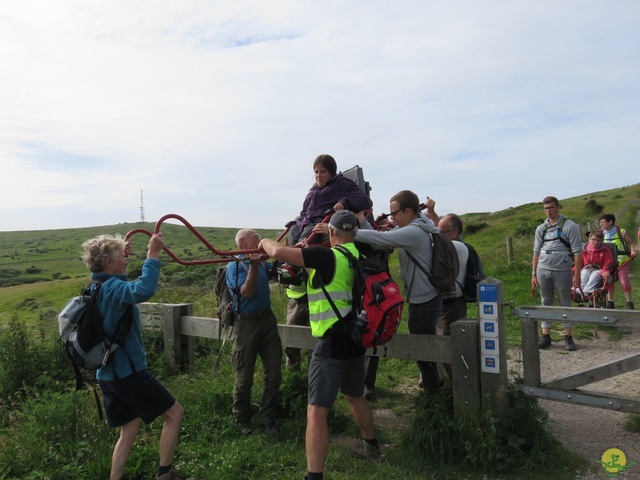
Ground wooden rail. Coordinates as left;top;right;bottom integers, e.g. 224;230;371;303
139;302;483;417
517;305;640;413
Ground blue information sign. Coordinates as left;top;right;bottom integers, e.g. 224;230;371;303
478;284;498;302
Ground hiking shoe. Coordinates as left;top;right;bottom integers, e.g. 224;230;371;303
156;469;180;480
262;422;278;435
538;334;552;349
565;335;576;352
606;301;615;309
237;423;252;435
362;439;385;463
363;386;376;401
626;302;635;310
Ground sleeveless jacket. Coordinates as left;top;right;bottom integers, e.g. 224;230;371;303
306;243;357;337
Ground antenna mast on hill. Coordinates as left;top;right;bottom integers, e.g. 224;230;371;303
140;189;146;222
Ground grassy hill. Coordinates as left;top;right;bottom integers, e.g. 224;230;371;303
1;183;639;328
0;222;281;323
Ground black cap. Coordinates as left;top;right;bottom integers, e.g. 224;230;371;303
329;210;357;231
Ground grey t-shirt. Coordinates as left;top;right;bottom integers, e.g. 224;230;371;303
533;215;583;272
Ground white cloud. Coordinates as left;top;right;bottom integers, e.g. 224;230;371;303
0;0;638;233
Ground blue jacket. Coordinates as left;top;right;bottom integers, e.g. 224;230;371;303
95;258;161;380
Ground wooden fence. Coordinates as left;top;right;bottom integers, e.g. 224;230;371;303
516;305;640;413
138;278;510;417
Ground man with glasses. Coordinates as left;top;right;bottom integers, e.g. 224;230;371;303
354;190;443;392
532;196;583;351
227;229;282;435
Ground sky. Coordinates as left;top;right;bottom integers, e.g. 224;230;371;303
1;0;639;234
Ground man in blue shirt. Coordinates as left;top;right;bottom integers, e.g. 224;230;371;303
227;229;282;435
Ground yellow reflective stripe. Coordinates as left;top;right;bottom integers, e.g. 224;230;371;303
310;306;352;322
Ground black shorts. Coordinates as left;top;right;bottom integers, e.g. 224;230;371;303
307;354;365;409
99;370;176;428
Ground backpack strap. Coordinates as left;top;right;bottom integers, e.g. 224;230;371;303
615;226;630;255
404;248;430;303
334;244;360;264
541;218;571;251
317;245;358;323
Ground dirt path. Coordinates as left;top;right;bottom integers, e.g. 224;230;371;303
509;330;640;479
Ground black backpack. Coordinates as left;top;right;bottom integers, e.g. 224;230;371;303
58;282;134;419
459;242;485;302
58;282;133;377
214;264;236;328
406;232;460;295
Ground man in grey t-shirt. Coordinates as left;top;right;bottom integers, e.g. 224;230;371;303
532;196;583;351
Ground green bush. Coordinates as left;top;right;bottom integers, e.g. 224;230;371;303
0;315;40;402
0;390;114;479
401;384;553;474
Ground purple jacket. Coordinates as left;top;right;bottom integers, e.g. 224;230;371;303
296;173;373;231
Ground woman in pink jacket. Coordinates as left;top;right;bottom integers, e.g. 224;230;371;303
579;231;616;296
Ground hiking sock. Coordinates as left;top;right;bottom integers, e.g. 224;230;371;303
363;437;379;447
306;472;323;480
158;464;172;477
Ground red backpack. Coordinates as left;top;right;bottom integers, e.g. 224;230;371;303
335;246;404;348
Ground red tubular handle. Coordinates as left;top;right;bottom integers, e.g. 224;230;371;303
125;213;274;265
300;212;332;246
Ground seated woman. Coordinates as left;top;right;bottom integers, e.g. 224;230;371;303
289;154;372;245
579;231;616;296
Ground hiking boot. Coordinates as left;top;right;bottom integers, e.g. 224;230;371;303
156;469;180;480
538;334;552;349
363;386;376;402
606;301;615;309
362;439;385;463
262;422;278;435
565;335;576;351
237;423;252;435
626;302;635;310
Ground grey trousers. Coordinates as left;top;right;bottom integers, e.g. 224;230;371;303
232;309;282;425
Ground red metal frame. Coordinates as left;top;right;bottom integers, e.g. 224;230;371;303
125;213;284;265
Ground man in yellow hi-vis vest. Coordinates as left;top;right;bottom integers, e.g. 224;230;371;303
259;210;383;480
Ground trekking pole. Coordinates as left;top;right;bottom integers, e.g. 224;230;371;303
125;213;270;265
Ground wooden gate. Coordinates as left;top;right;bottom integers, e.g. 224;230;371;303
517;305;640;413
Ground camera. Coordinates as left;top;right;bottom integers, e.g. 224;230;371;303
275;262;308;287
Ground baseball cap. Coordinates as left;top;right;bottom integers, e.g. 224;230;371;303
329;210;357;231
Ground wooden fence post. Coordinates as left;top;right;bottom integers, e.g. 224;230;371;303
506;237;513;265
451;319;480;416
161;303;193;368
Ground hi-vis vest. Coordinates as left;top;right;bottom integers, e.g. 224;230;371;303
307;243;357;338
286;283;307;299
603;227;630;262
